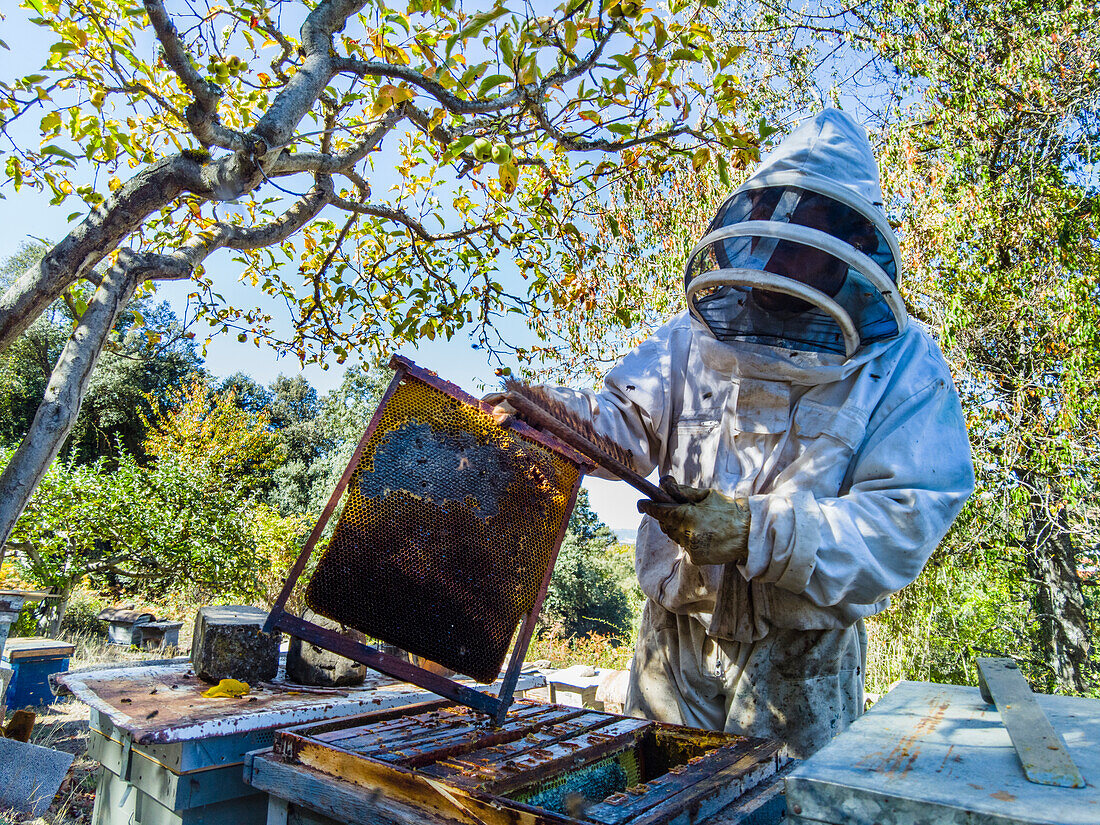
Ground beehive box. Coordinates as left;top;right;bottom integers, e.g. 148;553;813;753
785;681;1100;825
260;699;787;825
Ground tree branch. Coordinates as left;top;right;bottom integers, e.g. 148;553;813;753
269;111;397;176
254;0;369;155
153;175;335;277
143;0;249;152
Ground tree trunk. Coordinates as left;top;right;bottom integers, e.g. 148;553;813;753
42;578;75;639
0;264;137;554
1023;479;1093;693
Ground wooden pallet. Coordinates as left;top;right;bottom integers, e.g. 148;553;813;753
270;699;787;825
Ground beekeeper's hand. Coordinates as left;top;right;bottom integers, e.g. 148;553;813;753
481;392;518;426
637;476;751;566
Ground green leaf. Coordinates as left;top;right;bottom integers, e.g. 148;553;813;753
41;144;78;161
669;48;698;62
717;153;730;187
611;54;638;75
441;134;475;164
24;0;45;14
477;74;512;96
607;123;633;136
462;6;508;39
49;42;77;58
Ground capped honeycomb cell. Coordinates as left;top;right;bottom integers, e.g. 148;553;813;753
304;371;581;684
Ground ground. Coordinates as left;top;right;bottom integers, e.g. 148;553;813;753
1;699;97;825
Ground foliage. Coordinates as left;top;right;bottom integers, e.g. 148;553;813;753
567;0;1100;696
298;363;392;514
533;158;734;380
605;541;645;630
869;0;1100;693
0;245;203;460
144;375;287;496
1;354;330;633
1;243;72;445
68;299;204;460
58;586;108;636
3;446;262;619
528;624;634;671
265;374;332;515
540;489;632;640
1;0;759;364
249;501;313;607
0;0;766;557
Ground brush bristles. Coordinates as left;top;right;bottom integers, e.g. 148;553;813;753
503;380;636;470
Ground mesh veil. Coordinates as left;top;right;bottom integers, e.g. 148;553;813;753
684;185;901;355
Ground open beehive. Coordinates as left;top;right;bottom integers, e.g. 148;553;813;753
271;699;787;825
266;356;591;721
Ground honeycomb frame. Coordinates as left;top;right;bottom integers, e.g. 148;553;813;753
266;356;591;720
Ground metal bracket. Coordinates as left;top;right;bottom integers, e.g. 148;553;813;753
120;737;133;783
976;657;1085;788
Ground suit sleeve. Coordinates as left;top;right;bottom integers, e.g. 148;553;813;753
739;374;975;608
532;321;687;481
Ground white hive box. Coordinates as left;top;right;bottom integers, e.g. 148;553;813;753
785;680;1100;825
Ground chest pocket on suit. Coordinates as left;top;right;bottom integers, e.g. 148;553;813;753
669;414;721;485
784;399;869;496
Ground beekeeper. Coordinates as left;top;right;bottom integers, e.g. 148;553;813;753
493;109;975;757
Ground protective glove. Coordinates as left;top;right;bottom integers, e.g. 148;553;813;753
481;392;517;426
637;476;751;566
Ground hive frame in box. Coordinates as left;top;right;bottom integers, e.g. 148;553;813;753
266;355;592;725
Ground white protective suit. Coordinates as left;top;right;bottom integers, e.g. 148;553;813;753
542;110;975;757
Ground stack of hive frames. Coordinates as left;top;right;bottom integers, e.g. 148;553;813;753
300;357;584;684
272;699;788;825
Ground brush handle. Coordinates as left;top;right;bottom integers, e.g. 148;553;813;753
504;391;685;505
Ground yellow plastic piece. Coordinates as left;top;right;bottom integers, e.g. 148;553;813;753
201;678;251;698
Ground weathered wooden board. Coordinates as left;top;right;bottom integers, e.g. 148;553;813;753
58;660;543;747
976;657;1084;788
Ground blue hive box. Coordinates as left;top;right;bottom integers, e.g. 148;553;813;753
2;637;75;708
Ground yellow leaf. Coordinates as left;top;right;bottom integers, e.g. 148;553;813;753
201;678;250;698
370;90;394;118
499;162;518;194
692;146;711;171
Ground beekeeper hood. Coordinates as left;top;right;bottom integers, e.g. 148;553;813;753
684;109;906;358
